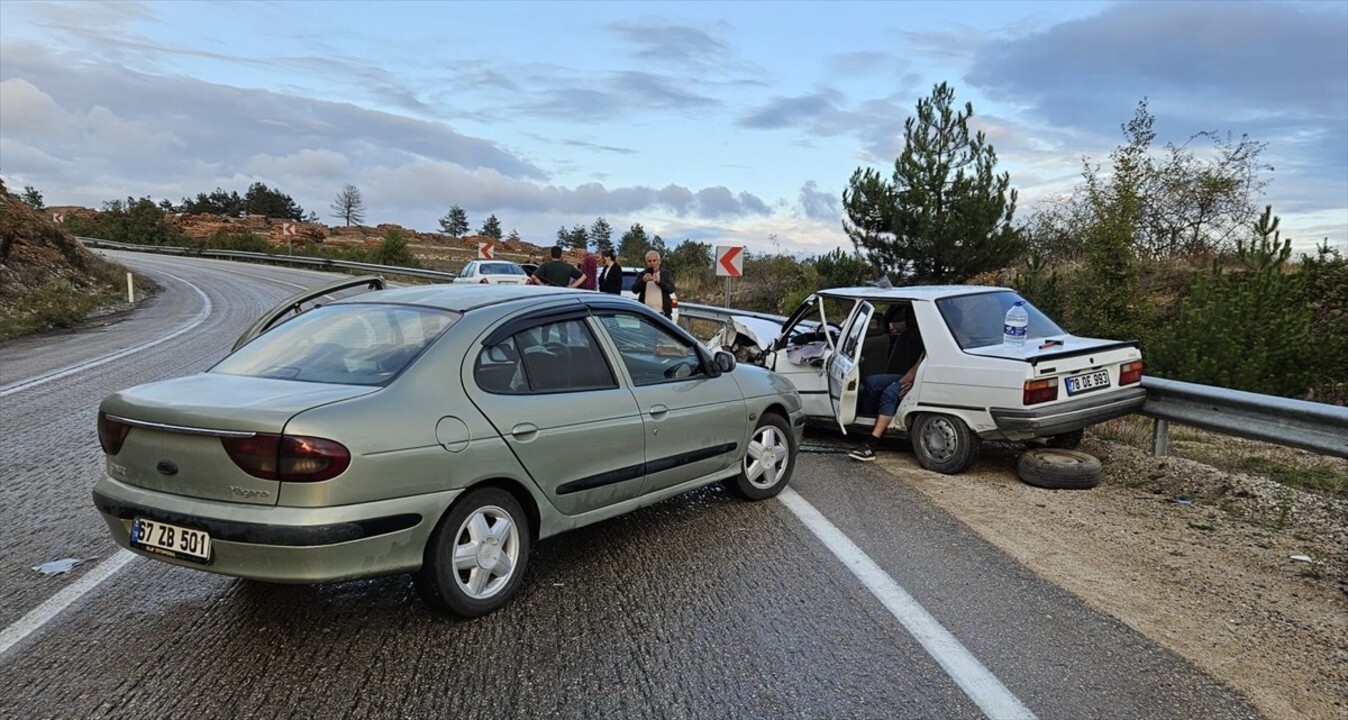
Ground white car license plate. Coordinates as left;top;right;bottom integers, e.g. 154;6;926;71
1066;369;1111;396
131;517;212;563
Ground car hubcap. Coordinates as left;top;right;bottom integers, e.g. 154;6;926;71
452;506;519;599
923;418;957;461
744;425;790;489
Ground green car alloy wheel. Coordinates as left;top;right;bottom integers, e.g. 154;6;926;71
416;487;531;617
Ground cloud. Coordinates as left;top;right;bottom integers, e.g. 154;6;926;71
798;181;839;221
607;21;733;69
0;44;547;181
739;91;843;130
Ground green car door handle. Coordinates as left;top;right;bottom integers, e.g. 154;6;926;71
511;422;539;440
648;404;668;418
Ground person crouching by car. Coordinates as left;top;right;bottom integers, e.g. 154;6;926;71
529;245;586;288
634;251;676;318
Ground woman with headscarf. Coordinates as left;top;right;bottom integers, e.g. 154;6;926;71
579;252;599;291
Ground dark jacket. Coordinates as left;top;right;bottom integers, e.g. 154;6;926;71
633;268;676;317
598;263;623;294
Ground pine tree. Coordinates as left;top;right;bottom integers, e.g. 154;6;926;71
439;205;469;236
568;224;589;251
507;228;521;244
618;223;649;262
1150;207;1315;396
480;214;502;239
842;82;1021;283
590;217;614;253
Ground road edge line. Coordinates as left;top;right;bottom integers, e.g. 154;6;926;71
777;487;1037;720
0;551;137;659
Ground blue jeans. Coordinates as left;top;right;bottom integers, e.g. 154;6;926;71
859;374;905;417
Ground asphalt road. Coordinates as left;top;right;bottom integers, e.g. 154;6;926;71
0;251;1262;719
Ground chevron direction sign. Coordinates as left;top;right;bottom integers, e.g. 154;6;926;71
715;245;743;277
478;242;495;260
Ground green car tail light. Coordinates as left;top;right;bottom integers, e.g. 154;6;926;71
222;434;351;482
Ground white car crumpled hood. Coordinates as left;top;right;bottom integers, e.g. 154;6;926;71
705;316;786;353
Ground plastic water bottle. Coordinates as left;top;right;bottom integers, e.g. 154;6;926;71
1003;300;1028;347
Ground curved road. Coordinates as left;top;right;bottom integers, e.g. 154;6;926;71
0;251;1260;719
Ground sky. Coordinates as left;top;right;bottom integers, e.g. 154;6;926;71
1;0;1345;257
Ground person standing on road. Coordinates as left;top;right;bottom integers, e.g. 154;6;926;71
529;246;586;288
579;252;599;291
597;250;623;294
633;250;675;319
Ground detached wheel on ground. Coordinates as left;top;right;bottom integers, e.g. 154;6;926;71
911;412;981;474
1017;448;1102;489
416;487;531;617
724;413;796;500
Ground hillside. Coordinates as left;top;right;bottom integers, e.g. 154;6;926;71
0;182;150;341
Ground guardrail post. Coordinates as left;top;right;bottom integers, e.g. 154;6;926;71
1150;418;1170;457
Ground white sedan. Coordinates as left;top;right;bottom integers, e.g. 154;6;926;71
711;285;1146;474
453;261;530;285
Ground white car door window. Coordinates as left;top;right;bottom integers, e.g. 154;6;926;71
827;301;874;432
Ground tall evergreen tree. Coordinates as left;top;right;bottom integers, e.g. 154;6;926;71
568;223;589;251
480;214;502;239
618;223;650;262
439;205;469;236
507;228;521;243
842;82;1021;283
590;217;614;253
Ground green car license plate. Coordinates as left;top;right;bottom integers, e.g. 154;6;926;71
131;517;212;563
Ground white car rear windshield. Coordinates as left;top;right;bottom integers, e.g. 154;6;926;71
937;291;1064;350
214;304;460;385
480;262;527;275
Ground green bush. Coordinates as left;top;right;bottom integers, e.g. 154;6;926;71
1297;242;1348;403
1148;208;1316;397
368;230;419;268
206;229;273;253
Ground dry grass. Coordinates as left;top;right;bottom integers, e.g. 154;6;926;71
1092;415;1348;499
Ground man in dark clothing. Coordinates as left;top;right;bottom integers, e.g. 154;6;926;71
530;246;586;288
850;304;925;461
633;250;676;318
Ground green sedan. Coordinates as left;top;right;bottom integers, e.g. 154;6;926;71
93;276;805;617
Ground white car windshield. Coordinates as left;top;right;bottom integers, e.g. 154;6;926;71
937;291;1064;350
214;304;460;385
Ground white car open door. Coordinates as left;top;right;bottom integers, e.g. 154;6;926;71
827;301;874;433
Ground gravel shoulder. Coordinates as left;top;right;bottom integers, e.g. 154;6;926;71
872;433;1347;720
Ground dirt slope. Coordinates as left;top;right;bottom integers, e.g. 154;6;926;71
875;435;1347;720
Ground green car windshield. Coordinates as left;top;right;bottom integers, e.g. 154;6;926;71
214;304;460;385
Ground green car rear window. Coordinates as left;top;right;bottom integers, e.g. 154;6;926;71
214;304;460;385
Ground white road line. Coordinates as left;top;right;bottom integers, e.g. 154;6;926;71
0;551;138;658
0;271;213;398
777;487;1038;720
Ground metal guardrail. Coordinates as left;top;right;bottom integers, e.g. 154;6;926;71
79;237;459;282
83;239;1348;459
1141;377;1347;458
